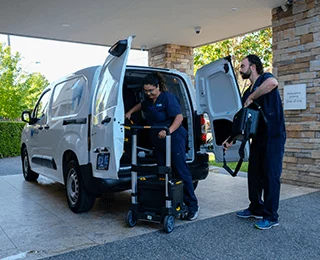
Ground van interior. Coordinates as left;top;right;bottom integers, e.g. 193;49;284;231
120;69;195;166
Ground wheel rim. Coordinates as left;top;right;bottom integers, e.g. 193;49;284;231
165;215;175;232
23;152;29;177
67;168;79;206
128;210;136;226
167;216;174;229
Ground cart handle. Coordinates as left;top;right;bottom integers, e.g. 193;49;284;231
124;125;171;135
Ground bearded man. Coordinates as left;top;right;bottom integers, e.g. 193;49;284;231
224;54;286;230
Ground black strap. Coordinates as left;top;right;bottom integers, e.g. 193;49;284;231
252;101;267;124
223;115;252;177
223;140;246;177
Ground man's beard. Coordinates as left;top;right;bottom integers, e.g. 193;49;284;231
241;68;251;79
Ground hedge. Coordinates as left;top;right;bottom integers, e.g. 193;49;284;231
0;121;25;158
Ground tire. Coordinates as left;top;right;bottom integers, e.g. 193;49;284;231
163;215;175;233
125;210;137;227
22;147;39;181
193;181;199;191
65;159;95;213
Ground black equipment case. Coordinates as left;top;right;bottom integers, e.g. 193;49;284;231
229;105;261;142
125;125;187;233
223;102;267;177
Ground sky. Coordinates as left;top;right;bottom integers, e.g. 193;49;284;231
0;34;148;82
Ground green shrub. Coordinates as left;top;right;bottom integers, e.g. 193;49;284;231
0;121;25;158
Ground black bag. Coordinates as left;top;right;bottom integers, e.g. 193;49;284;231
223;102;267;177
230;106;260;141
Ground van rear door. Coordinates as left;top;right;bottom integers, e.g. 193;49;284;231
90;36;133;179
196;56;249;162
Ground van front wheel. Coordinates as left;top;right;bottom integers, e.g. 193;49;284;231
65;159;95;213
22;147;39;181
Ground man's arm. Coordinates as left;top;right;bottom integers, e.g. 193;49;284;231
244;77;278;107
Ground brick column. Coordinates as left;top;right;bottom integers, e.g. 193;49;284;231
272;0;320;187
148;44;194;81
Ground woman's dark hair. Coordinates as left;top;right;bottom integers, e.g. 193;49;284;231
246;54;264;75
142;72;167;91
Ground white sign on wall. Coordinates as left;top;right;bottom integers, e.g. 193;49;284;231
284;84;306;110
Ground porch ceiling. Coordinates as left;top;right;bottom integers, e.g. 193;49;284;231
0;0;286;49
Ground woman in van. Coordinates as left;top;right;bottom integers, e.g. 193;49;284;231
125;72;199;220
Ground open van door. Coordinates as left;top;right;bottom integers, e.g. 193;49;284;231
196;56;249;162
90;36;134;179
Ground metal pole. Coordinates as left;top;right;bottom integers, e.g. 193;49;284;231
7;35;11;47
131;129;138;204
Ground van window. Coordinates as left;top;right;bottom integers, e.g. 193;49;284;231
33;89;51;124
94;68;118;123
51;77;86;117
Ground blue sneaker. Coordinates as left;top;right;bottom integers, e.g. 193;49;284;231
236;209;263;219
255;219;279;230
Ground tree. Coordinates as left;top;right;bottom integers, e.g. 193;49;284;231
194;28;272;92
20;72;49;111
0;43;49;120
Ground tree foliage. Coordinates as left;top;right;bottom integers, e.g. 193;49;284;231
0;43;49;120
194;28;272;91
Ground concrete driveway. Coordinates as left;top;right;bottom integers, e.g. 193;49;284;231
0;157;319;259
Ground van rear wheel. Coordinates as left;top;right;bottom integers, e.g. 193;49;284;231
22;147;39;181
65;159;95;213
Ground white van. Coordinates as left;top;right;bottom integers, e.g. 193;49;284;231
21;36;248;213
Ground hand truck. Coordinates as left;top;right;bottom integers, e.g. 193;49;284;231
125;125;187;233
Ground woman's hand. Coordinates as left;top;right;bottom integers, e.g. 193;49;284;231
125;112;131;120
158;130;167;139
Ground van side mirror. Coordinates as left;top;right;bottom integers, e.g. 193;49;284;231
21;110;32;124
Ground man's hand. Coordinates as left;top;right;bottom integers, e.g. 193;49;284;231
244;98;253;107
222;136;233;151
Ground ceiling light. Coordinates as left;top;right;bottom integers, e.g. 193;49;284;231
141;45;147;51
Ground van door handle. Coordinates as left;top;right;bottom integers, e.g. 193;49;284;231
101;116;111;124
44;125;50;130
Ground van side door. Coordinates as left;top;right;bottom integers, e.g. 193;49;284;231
90;36;133;179
47;76;89;182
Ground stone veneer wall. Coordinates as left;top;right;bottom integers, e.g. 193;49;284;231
272;0;320;188
148;44;194;81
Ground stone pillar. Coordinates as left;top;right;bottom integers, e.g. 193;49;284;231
272;0;320;187
148;44;194;81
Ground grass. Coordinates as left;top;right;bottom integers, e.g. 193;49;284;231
209;153;248;173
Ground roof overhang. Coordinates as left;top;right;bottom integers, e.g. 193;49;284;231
0;0;287;50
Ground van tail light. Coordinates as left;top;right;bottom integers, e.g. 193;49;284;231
200;114;208;144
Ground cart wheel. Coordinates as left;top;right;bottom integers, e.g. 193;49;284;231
125;210;137;227
163;215;175;233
